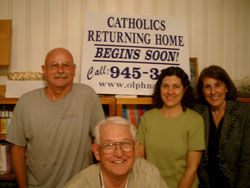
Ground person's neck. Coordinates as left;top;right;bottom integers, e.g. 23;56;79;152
44;84;73;101
161;104;183;118
210;100;227;114
210;100;227;128
102;172;129;188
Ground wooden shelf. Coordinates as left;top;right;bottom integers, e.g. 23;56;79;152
116;97;153;105
99;96;116;116
0;171;15;181
0;96;116;115
237;97;250;104
0;134;6;141
116;97;153;116
0;98;18;104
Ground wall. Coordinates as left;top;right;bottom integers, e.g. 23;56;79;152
0;0;249;85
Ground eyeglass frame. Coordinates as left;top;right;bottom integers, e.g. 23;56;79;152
98;140;135;154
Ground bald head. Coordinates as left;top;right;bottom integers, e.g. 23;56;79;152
45;48;74;66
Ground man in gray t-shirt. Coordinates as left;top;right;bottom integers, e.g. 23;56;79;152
7;48;105;188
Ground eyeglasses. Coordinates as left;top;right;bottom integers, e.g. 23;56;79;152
99;140;134;154
47;62;74;71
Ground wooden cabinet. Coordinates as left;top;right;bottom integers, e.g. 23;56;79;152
0;20;12;66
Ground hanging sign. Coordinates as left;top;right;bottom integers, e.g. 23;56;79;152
81;12;189;95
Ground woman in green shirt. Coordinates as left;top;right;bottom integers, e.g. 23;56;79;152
137;67;205;188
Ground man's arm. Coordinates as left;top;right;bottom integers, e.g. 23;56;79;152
178;150;202;188
11;144;27;188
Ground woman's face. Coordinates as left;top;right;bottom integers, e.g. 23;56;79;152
202;77;228;109
160;75;185;109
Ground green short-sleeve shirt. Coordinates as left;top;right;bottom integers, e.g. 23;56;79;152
137;108;205;188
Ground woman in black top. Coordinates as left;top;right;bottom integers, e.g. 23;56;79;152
193;65;250;188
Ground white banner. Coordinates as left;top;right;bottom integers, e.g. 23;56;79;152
81;12;189;95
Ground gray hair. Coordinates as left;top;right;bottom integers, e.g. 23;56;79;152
93;116;137;144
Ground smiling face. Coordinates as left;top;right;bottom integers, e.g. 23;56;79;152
160;75;185;110
202;77;228;109
42;48;76;90
92;123;135;179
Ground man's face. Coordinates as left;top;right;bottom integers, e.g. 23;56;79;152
42;48;76;89
92;124;135;179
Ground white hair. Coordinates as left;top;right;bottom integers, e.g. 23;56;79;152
93;116;137;144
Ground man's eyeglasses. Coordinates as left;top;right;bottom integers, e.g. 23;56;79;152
99;140;134;154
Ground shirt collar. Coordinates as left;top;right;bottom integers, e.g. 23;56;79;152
99;169;130;188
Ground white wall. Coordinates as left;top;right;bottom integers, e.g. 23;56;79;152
0;0;249;85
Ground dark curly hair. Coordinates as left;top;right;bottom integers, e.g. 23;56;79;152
197;65;238;103
152;66;194;111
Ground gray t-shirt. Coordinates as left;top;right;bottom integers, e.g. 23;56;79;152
7;83;105;188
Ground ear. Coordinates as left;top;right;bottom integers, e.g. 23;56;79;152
73;64;76;76
42;65;46;73
41;65;47;80
92;144;101;161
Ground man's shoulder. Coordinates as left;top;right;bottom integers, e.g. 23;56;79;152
18;88;44;102
132;158;164;179
64;163;100;187
73;83;97;95
79;163;100;175
22;87;43;96
130;158;168;188
133;158;159;172
73;83;93;90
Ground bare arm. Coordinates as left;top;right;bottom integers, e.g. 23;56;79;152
135;142;145;158
178;150;202;188
11;144;27;188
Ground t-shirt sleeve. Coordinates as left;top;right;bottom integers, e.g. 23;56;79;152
136;114;147;145
6;98;27;146
188;113;205;150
